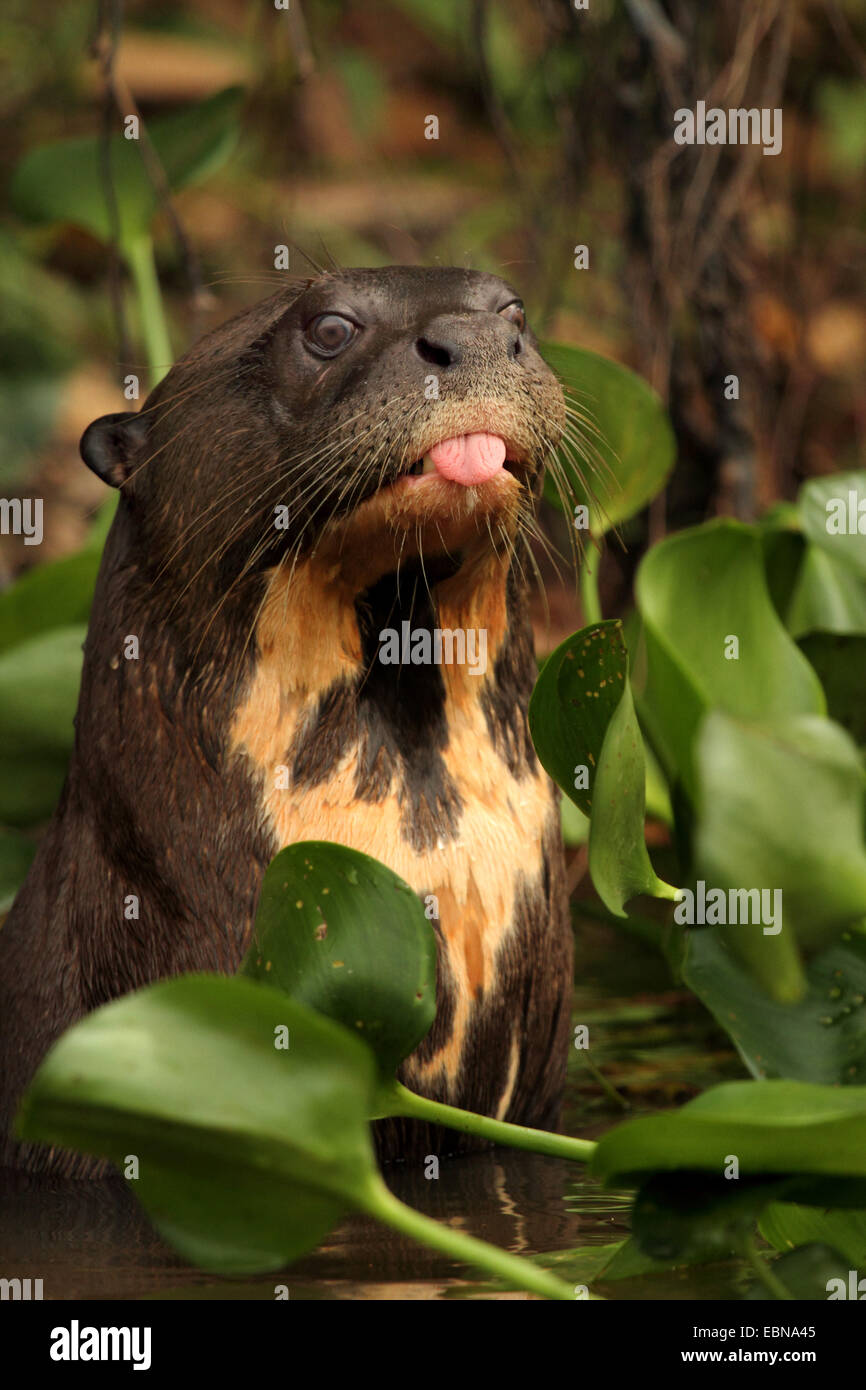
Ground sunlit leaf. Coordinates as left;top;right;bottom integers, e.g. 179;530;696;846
695;713;866;970
18;975;377;1273
540;342;675;534
11;87;243;254
529;621;677;916
799;470;866;583
636;522;825;798
243;841;436;1079
593;1079;866;1186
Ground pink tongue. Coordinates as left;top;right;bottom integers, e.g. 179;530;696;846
428;432;506;486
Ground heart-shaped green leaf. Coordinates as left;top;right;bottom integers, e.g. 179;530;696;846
590;680;679;915
684;926;866;1086
242;843;596;1171
592;1079;866;1186
528;620;627;817
695;712;866;966
529;621;677;916
560;796;589;846
540;342;675;534
0;624;83;756
0;625;85;828
786;544;866;637
0;549;100;655
11;87;243;254
760;1202;866;1270
636;521;826;798
799;470;866;583
745;1242;853;1300
18;973;575;1298
535;1233;747;1295
18;975;378;1273
243;842;436;1079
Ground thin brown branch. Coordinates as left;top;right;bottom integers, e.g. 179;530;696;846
90;24;214;342
91;0;132;380
824;0;866;82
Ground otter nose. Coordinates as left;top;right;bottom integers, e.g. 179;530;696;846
415;331;463;368
414;313;520;369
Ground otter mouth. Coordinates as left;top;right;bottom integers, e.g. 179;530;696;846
399;432;512;488
296;425;533;592
395;432;530;497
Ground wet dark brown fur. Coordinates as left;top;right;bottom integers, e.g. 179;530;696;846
0;267;573;1175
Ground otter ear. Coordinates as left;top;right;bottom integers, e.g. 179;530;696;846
79;411;149;488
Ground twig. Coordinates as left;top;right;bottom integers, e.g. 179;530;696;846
692;1;793;283
824;0;866;82
285;0;316;81
623;0;687;70
90;24;213;342
91;0;133;381
470;0;546;292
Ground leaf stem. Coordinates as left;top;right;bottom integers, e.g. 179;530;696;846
580;1056;629;1110
125;233;173;386
580;549;602;624
358;1172;575;1300
742;1234;793;1301
382;1081;597;1163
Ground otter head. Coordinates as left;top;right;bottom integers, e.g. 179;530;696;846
79;267;566;661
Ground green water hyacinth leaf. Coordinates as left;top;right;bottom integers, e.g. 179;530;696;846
592;1079;866;1186
0;625;85;828
540;342;675;533
18;975;575;1298
18;976;377;1273
0;625;83;757
242;845;596;1167
243;841;436;1079
591;683;679;916
694;713;866;980
636;521;826;799
745;1243;852;1300
0;549;100;655
529;621;677;916
532;1235;746;1298
10;87;243;254
786;544;866;638
529;620;627;818
536;1236;709;1286
684;928;866;1086
560;795;589;846
760;1202;866;1270
798;469;866;583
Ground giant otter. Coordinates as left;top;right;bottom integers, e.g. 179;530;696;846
0;266;573;1175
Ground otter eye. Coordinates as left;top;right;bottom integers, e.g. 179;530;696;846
305;314;357;356
498;301;526;334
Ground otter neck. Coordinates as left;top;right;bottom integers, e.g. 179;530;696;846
228;540;538;856
244;537;513;706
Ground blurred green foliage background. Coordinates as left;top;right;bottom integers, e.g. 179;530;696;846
1;0;864;624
